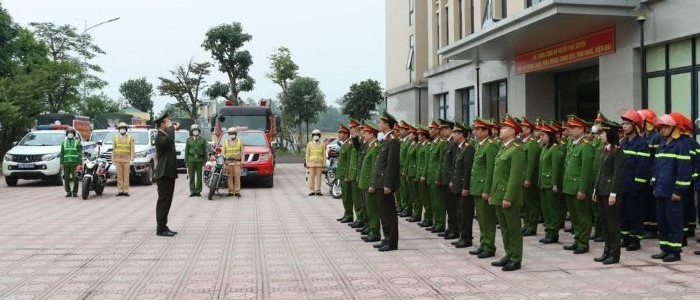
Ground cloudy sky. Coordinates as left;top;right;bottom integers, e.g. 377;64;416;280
3;0;385;114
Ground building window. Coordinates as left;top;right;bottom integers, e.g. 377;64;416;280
470;0;474;34
526;0;544;8
488;80;507;121
644;37;700;140
406;34;415;81
458;87;475;125
458;0;463;38
409;0;415;26
445;6;449;46
436;93;449;119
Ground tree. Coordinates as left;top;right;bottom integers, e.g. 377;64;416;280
119;77;154;119
202;22;254;105
205;81;229;100
267;46;298;96
77;94;122;118
29;22;107;112
161;102;190;119
311;105;349;132
339;79;384;122
157;60;211;121
282;77;326;141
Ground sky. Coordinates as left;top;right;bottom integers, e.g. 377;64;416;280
2;0;386;115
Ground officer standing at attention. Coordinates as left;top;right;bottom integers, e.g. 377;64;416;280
60;126;82;198
336;124;353;223
185;124;208;197
360;122;381;243
562;115;595;254
416;125;434;228
520;118;541;236
441;119;460;240
223;127;245;197
449;122;475;248
536;120;566;244
469;118;499;258
113;122;135;196
619;110;651;251
426;120;447;235
371;111;401;252
305;129;326;196
489;115;526;271
154;112;178;237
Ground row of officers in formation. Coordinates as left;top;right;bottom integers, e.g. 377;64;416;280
333;108;700;271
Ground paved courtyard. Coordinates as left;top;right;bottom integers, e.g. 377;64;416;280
2;164;700;299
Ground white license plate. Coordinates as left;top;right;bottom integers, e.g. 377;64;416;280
241;168;247;177
17;163;34;169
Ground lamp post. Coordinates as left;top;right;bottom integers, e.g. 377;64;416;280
633;4;650;108
81;17;120;102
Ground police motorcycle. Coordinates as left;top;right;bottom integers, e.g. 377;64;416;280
77;141;110;200
324;148;341;199
203;151;230;200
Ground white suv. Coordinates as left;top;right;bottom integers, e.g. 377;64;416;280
3;130;86;186
174;130;189;172
100;128;157;185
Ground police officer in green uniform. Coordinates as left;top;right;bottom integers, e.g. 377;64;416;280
336;124;353;223
450;122;476;248
536;121;566;244
406;126;421;222
60;127;82;197
397;121;412;217
346;120;363;226
415;126;431;226
185;124;208;197
417;124;436;228
426;120;447;234
469;118;499;258
489;115;526;271
562;115;594;253
352;125;368;232
371;112;401;252
360;123;381;242
520;118;541;236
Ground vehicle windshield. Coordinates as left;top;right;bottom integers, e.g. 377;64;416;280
221;115;267;131
19;132;67;146
220;132;267;147
175;131;189;143
90;131;112;142
104;131;150;145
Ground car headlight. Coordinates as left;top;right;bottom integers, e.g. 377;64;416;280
3;154;12;162
42;152;61;161
135;150;148;158
258;153;271;162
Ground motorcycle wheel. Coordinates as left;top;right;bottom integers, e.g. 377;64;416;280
207;174;219;201
331;180;342;199
325;171;335;187
81;177;91;200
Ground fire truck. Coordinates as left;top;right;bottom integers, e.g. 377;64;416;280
212;98;279;143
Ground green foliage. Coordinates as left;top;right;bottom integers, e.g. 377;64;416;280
77;94;122;118
157;60;212;121
310;106;349;132
339;79;384;122
204;81;229;100
119;77;154;117
202;22;254;104
282;77;326;140
267;46;298;94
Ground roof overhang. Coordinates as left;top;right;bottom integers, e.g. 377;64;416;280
439;0;641;62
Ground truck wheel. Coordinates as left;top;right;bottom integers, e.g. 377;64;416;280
81;177;91;200
5;176;18;187
141;162;154;185
262;176;274;188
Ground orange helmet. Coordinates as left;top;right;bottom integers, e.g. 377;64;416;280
669;112;693;133
620;110;643;129
637;109;658;124
656;114;677;127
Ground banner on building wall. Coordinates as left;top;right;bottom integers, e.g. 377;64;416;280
515;27;615;74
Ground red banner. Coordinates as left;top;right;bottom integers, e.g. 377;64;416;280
515;28;615;75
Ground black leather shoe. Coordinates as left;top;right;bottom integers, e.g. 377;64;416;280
195;193;201;197
563;244;577;251
444;232;459;240
425;226;435;231
373;241;387;248
594;253;609;262
602;256;620;265
469;248;483;255
626;242;641;251
454;239;472;248
477;251;495;259
316;192;323;196
235;193;241;197
693;250;700;255
451;238;463;246
593;236;604;242
662;253;681;262
308;192;315;196
189;193;196;197
408;217;420;222
362;235;381;242
66;193;72;197
336;216;347;221
157;231;176;237
563;227;573;233
419;221;432;227
502;261;521;271
540;236;559;244
491;257;510;267
522;229;536;236
377;245;397;252
573;248;589;254
348;221;358;227
621;238;630;248
351;222;364;229
227;193;235;196
430;228;443;233
361;228;370;235
72;193;77;197
651;251;669;259
356;226;366;233
165;227;177;235
124;193;130;197
437;232;446;237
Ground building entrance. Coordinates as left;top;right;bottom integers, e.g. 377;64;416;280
555;65;600;121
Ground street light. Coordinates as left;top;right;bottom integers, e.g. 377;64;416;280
81;17;120;101
633;4;650;108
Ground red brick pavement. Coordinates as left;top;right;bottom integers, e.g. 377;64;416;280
1;165;700;299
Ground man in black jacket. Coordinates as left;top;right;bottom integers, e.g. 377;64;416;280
371;111;401;252
154;112;179;237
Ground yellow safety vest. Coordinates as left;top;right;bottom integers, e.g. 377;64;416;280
114;135;133;155
224;138;243;159
307;141;325;163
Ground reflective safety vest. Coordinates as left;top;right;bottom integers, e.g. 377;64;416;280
114;135;133;155
307;141;325;163
224;138;243;159
62;139;80;164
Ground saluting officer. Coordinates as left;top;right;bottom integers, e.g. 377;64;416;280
113;122;135;196
562;115;595;254
449;122;475;248
520;118;541;236
489;115;526;272
347;120;366;228
336;124;354;223
371;111;401;252
154;112;178;237
360;122;381;243
60;126;82;198
185;124;208;197
469;118;499;258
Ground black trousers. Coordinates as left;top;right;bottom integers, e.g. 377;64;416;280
444;186;458;232
598;194;621;257
378;192;399;247
156;178;176;232
458;195;475;240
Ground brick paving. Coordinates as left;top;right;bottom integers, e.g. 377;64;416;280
1;164;700;299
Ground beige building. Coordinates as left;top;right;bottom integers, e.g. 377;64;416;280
386;0;700;130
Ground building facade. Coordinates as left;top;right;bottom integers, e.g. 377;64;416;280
386;0;700;131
